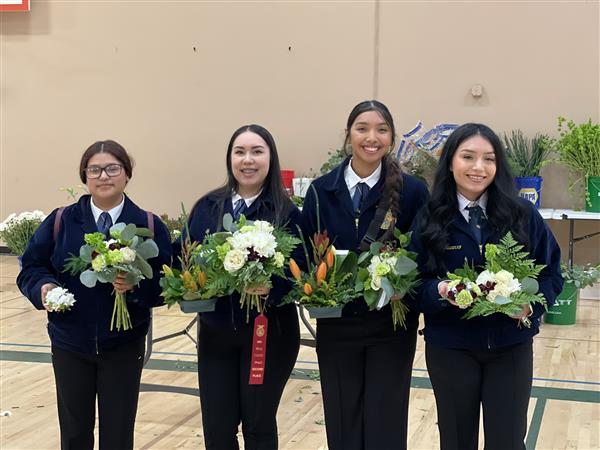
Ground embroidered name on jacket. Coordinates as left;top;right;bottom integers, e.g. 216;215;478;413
445;245;462;250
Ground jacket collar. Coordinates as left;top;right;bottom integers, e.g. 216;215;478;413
73;194;146;233
322;158;385;216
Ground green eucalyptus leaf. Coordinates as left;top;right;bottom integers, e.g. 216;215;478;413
120;224;137;242
135;256;154;279
521;277;539;294
80;270;98;287
80;245;93;263
136;240;159;259
370;242;384;255
394;255;418;276
493;295;512;305
135;227;154;238
97;267;118;283
381;277;395;299
222;214;233;232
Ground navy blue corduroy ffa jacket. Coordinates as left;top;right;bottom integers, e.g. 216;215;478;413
301;157;429;318
409;198;563;350
17;195;172;354
182;190;303;329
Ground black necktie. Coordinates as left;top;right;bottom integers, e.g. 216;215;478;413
466;203;485;245
352;182;370;213
97;212;112;236
233;199;247;220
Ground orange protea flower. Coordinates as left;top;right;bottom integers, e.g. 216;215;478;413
197;270;207;288
289;258;302;281
303;283;313;296
326;247;335;268
316;262;327;286
182;270;198;291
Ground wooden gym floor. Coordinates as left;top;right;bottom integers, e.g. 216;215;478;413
1;255;598;449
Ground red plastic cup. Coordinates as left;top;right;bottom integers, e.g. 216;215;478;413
280;169;295;196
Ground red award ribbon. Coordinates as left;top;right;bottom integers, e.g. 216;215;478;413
248;313;268;385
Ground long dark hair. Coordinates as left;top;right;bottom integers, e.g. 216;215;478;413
419;123;529;273
344;100;404;217
197;124;293;228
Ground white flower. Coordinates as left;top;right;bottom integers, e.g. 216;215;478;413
120;247;136;263
367;256;382;275
251;231;277;258
228;232;253;251
476;270;495;286
494;270;515;286
223;249;248;273
45;287;76;312
274;252;284;268
252;221;274;233
371;275;382;291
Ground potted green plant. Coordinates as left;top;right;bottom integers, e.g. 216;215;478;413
554;117;600;212
545;263;600;325
0;211;47;266
503;130;551;208
319;147;346;175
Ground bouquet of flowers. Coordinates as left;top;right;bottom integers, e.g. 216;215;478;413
284;230;361;310
356;230;419;329
160;208;231;308
210;213;301;321
0;210;46;255
45;286;76;312
64;223;159;331
444;232;547;327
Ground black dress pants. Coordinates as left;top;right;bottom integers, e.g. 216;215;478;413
51;337;145;450
426;339;533;450
197;303;300;450
316;308;418;450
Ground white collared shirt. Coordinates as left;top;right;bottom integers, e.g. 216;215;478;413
231;191;261;209
344;159;382;197
90;195;125;225
457;192;488;222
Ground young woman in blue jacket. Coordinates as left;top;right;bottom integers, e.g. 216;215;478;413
302;100;429;450
410;123;563;450
17;140;172;450
184;124;301;450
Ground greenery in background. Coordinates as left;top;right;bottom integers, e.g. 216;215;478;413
319;147;346;175
291;196;304;208
0;211;46;255
503;130;552;177
59;185;88;201
555;117;600;178
160;213;185;243
561;263;600;289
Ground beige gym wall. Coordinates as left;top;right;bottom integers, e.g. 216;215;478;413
1;0;599;263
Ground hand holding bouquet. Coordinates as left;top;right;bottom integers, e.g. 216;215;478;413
64;223;159;331
443;232;547;327
357;230;419;329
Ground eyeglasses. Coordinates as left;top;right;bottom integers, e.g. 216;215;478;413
84;164;123;179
